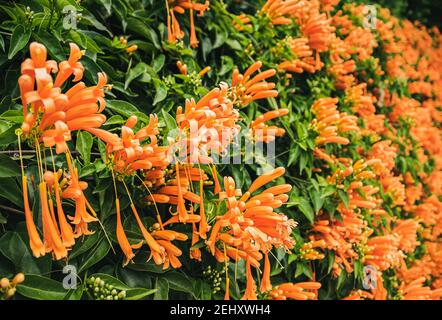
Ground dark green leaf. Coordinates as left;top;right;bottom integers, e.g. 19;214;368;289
8;25;31;59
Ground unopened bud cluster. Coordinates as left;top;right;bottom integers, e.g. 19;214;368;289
25;6;34;22
203;266;223;294
1;273;25;300
86;276;126;300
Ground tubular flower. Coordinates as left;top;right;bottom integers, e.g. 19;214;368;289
174;85;240;162
278;37;322;74
250;109;288;142
21;175;46;258
311;97;359;146
393;219;420;253
231;61;278;107
398;277;442;300
233;14;252;31
363;235;402;271
166;1;209;47
300;12;335;53
19;42;110;153
39;181;68;260
105;115;168;176
44;170;75;248
62;153;97;237
269;282;321;300
145;164;208;226
206;167;295;299
312;210;369;276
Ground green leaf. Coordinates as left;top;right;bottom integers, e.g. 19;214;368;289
154;278;169;300
0;110;23;123
76;131;93;165
0;177;23;208
0;34;4;52
338;189;349;208
16;275;68;300
69;231;102;259
106;100;139;118
152;54;165;72
125;62;151;89
0;125;19;146
0;212;7;224
78;238;110;273
0;154;20;177
310;189;324;214
161;109;177;136
153;80;168;106
289;196;314;224
0;232;51;274
195;280;211;300
8;25;31;59
162;271;193;293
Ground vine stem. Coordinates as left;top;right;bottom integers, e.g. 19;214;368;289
0;150;101;156
0;204;23;215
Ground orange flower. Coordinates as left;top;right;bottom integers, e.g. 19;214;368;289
206;168;295;299
311;97;359;147
269;282;321;300
115;198;141;266
54;43;85;87
166;1;209;47
62;153;97;236
21;175;46;258
39;182;68;260
231;61;278;107
251;109;288;142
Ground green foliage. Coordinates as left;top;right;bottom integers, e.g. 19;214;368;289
0;0;440;300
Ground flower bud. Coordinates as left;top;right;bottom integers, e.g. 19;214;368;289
12;273;25;285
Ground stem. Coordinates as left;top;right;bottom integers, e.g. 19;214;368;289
0;204;23;215
47;0;56;30
0;150;101;156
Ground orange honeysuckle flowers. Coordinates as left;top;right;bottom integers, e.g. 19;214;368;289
363;235;402;272
300;12;335;53
106;115;169;176
250;108;288;142
19;42;110;152
54;43;85;87
278;37;321;74
231;61;278;107
206;167;295;299
175;85;240;163
63;153;98;237
311;97;359;146
269;282;321;300
260;0;304;26
233;14;252;31
166;0;210;47
398;277;442;300
22;175;46;258
393;219;420;253
312;211;369;276
17;42;110;259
